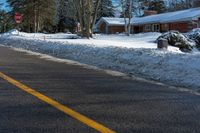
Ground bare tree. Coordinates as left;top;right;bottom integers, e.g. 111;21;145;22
128;0;133;36
121;0;133;35
121;0;128;34
73;0;101;38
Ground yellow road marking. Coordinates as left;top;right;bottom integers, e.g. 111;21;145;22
0;72;116;133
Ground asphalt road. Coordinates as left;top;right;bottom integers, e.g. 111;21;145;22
0;46;200;133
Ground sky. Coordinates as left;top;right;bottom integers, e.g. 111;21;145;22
113;0;119;5
0;0;9;11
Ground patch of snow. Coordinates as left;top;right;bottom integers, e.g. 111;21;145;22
2;29;19;36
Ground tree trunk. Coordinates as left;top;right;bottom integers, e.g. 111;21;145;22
91;0;101;30
127;0;132;36
121;0;128;34
34;9;37;32
36;8;40;32
73;0;101;38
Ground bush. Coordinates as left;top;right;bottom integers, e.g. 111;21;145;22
157;31;195;52
187;28;200;49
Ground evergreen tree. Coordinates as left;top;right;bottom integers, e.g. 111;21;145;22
167;0;199;11
7;0;56;33
148;0;166;13
56;0;76;32
0;3;13;32
97;0;115;20
193;0;200;7
120;0;145;18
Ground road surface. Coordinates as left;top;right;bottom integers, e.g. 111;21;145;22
0;46;200;133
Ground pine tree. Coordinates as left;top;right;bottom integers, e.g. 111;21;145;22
97;0;115;20
0;10;13;33
193;0;200;7
0;3;13;32
167;0;197;11
148;0;166;13
120;0;145;18
56;0;76;32
7;0;56;32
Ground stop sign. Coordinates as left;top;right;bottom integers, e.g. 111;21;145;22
15;13;23;23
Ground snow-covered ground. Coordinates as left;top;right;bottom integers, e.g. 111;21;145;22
0;29;200;91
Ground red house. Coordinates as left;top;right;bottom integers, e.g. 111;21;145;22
95;7;200;34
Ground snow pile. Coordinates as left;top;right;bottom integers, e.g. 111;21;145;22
0;31;200;90
1;30;80;39
2;29;19;36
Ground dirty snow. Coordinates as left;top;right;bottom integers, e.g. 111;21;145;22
0;30;200;91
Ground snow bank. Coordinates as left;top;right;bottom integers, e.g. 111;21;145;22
0;32;200;90
2;29;20;36
2;29;80;39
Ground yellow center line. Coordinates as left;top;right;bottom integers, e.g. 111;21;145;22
0;72;116;133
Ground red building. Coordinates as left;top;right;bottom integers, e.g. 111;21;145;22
95;8;200;34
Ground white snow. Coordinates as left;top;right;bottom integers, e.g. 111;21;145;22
97;8;200;26
2;29;20;36
0;30;200;91
133;8;200;25
97;17;127;26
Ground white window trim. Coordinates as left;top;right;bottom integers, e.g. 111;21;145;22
152;24;160;32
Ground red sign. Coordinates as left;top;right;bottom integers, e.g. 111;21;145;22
15;13;23;23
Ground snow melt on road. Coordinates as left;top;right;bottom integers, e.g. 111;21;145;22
0;30;200;90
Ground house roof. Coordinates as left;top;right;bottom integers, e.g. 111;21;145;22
96;17;128;27
96;7;200;27
133;7;200;25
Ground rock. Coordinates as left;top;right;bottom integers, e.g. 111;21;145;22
157;38;168;49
